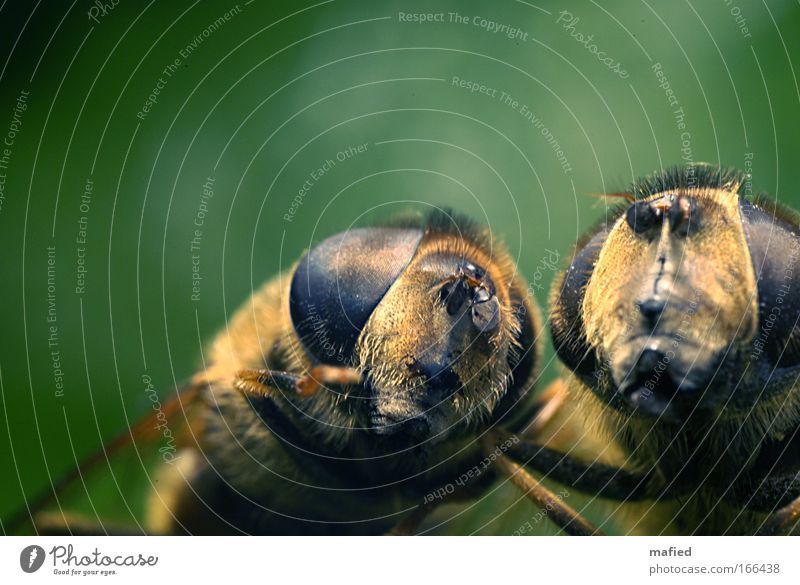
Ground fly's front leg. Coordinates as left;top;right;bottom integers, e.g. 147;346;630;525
484;435;603;536
390;379;575;536
236;365;362;398
518;378;568;438
499;431;659;502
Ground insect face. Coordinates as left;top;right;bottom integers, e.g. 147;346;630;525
583;188;758;419
358;244;519;447
289;214;537;452
512;165;800;535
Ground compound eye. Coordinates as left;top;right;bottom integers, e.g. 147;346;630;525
290;227;423;365
626;200;662;234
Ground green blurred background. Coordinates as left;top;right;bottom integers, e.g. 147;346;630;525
1;0;799;535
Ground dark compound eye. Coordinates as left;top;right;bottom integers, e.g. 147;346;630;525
289;227;423;365
626;200;663;234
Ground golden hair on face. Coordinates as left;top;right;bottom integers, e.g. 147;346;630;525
544;164;800;535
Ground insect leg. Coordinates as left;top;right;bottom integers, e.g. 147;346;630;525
488;442;603;536
236;366;362;399
517;378;568;438
501;435;656;502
